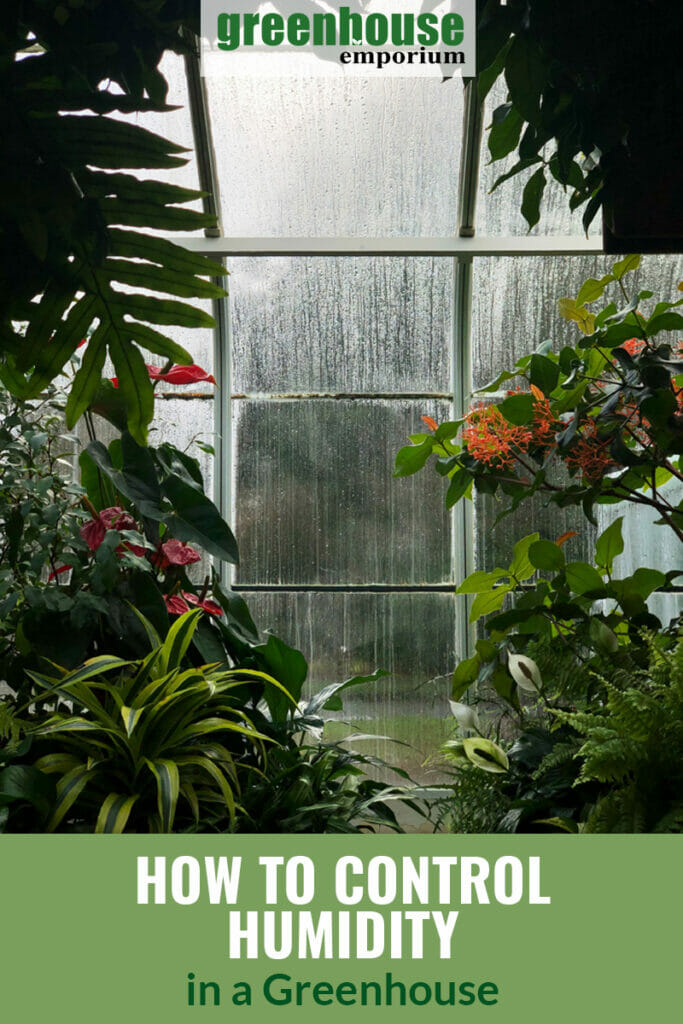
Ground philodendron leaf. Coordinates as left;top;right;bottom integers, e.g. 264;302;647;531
462;737;509;774
162;475;239;565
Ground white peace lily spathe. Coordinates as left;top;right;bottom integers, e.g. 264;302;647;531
448;700;480;732
507;652;542;693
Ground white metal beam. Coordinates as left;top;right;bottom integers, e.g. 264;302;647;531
171;235;604;257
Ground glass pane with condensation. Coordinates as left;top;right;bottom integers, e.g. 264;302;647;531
233;399;452;585
472;254;683;391
229;257;452;394
244;590;458;785
208;77;464;237
476;79;602;238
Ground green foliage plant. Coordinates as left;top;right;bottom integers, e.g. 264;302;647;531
1;1;223;443
5;610;295;833
477;1;681;232
396;258;683;543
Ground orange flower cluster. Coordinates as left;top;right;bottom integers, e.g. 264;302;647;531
462;403;534;468
563;421;613;482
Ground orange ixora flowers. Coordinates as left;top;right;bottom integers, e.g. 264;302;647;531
462;403;533;468
563;420;613;482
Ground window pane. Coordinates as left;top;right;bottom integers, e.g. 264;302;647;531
209;78;465;237
245;590;458;784
471;255;683;390
233;399;452;585
230;257;452;394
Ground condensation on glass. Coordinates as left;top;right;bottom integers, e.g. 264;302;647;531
208;77;465;237
233;398;452;586
229;257;452;394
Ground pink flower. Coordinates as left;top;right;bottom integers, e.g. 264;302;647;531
80;517;106;551
100;507;136;532
152;539;202;571
164;593;191;615
109;363;216;389
80;506;138;552
183;592;223;616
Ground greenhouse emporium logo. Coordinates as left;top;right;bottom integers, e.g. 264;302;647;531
200;1;476;78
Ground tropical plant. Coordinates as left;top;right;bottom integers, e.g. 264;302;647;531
396;258;683;542
3;610;298;833
554;629;683;833
0;375;243;692
477;1;680;233
1;0;222;443
237;671;417;834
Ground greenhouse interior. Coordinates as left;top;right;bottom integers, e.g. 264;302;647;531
0;2;681;836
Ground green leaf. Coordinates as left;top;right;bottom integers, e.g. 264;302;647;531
145;758;180;832
529;540;565;572
565;562;605;595
520;167;547;231
394;437;434;477
576;274;614;306
488;104;524;161
594;517;624;574
446;469;471;508
108;334;155;446
504;35;546;124
509;533;540;581
0;765;55;818
452;656;480;701
162;475;239;565
95;793;139;833
499;393;535;425
47;764;96;832
529;354;559;395
456;569;509;594
470;587;508;624
645;312;683;336
612;254;641;281
160;609;203;674
65;323;109;428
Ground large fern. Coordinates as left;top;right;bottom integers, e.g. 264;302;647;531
553;630;683;833
0;1;224;444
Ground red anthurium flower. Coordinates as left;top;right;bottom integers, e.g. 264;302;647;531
100;507;136;532
80;517;107;551
164;593;191;615
110;363;216;389
152;538;202;570
80;506;138;551
183;591;223;616
157;364;216;385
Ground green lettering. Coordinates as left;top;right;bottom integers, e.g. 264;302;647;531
264;974;291;1006
416;12;438;46
262;12;284;46
287;13;309;46
478;982;499;1006
216;13;240;52
441;12;464;46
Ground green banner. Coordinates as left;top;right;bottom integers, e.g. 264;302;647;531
1;835;679;1021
